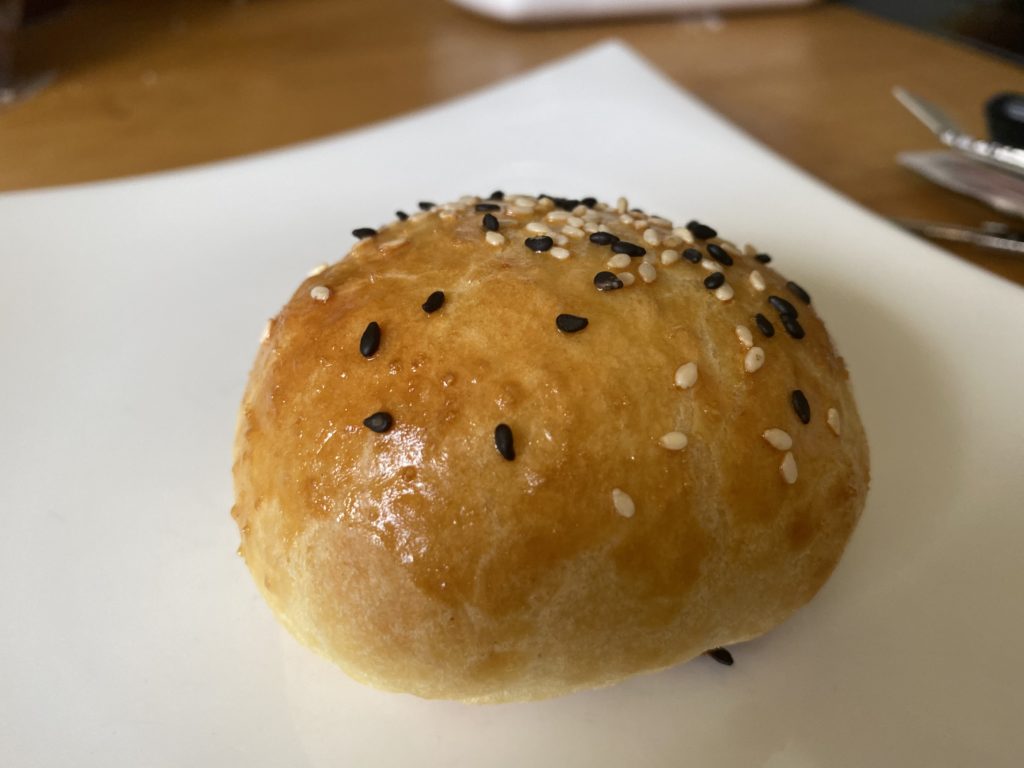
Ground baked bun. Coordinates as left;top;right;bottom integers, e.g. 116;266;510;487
232;193;869;703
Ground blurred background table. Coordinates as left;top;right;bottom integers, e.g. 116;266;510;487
2;0;1023;285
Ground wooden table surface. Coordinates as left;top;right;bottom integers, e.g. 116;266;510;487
4;0;1024;285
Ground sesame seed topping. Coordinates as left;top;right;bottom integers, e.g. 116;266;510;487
781;315;805;339
744;346;765;373
674;362;698;389
475;202;500;212
352;227;377;239
638;262;657;283
607;253;631;269
762;428;793;451
649;216;673;229
396;210;409;221
706;647;734;665
418;201;435;211
619;214;634;225
488;190;504;200
260;319;272;343
363;411;393;433
720;241;741;257
513;196;536;208
526;221;551;234
660;249;681;265
706;243;734;266
360;321;381;357
589;231;619;246
673;227;696;245
482;213;499;231
791;389;811;424
612;488;635;518
556;313;588;333
735;325;754;349
567;215;584;228
562;226;585;239
594;271;624;291
658;431;688;450
755;253;772;264
549;246;570;260
754;313;775;337
379;237;408;252
552;234;568;247
715;283;735;302
485;231;506;246
525;236;554;252
546;210;570;223
787;280;812;305
421;290;445;313
687;220;718;240
494;423;515;461
703;272;726;290
307;263;328;277
642;228;661;246
682;248;702;264
827;407;842;436
616;197;628;214
611;240;646;258
583;222;601;234
749;270;766;292
701;258;718;272
617;271;636;286
581;197;597;207
768;295;799;318
310;285;331;302
780;452;798;484
662;235;683;249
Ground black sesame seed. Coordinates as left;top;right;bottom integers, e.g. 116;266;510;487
755;253;772;264
781;314;806;340
418;201;435;211
682;248;702;264
421;290;445;314
787;280;811;305
488;190;504;201
525;236;554;252
594;271;624;291
555;313;588;333
791;389;811;424
395;210;408;222
706;243;734;266
494;423;515;461
363;411;393;433
687;220;718;240
706;647;734;666
703;272;726;290
475;202;500;212
359;321;381;358
768;295;799;318
589;231;619;246
352;227;377;239
581;197;597;207
482;213;499;232
554;197;580;212
611;240;646;258
754;313;775;338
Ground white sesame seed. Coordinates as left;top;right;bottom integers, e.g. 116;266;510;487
749;270;766;291
674;362;698;389
827;407;842;436
583;222;600;234
719;240;741;256
660;249;681;265
643;228;661;246
485;231;506;246
701;258;718;271
513;196;536;208
662;235;683;249
260;319;272;343
553;234;569;246
612;488;635;518
619;213;634;225
672;227;695;244
526;221;551;234
307;263;328;277
439;210;456;220
762;428;793;451
617;271;636;286
638;262;657;283
310;285;331;302
379;237;408;252
780;452;798;484
561;225;585;239
550;246;570;260
616;196;628;214
743;243;758;256
567;215;584;228
546;210;570;223
608;253;631;269
735;325;754;349
570;204;585;216
649;216;673;229
715;283;735;302
583;210;601;222
536;197;555;211
744;346;765;373
632;219;648;232
410;211;430;223
508;205;534;216
658;431;688;450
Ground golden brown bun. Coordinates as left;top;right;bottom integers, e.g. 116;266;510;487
232;194;869;703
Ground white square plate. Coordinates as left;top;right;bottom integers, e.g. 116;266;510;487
2;42;1022;767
